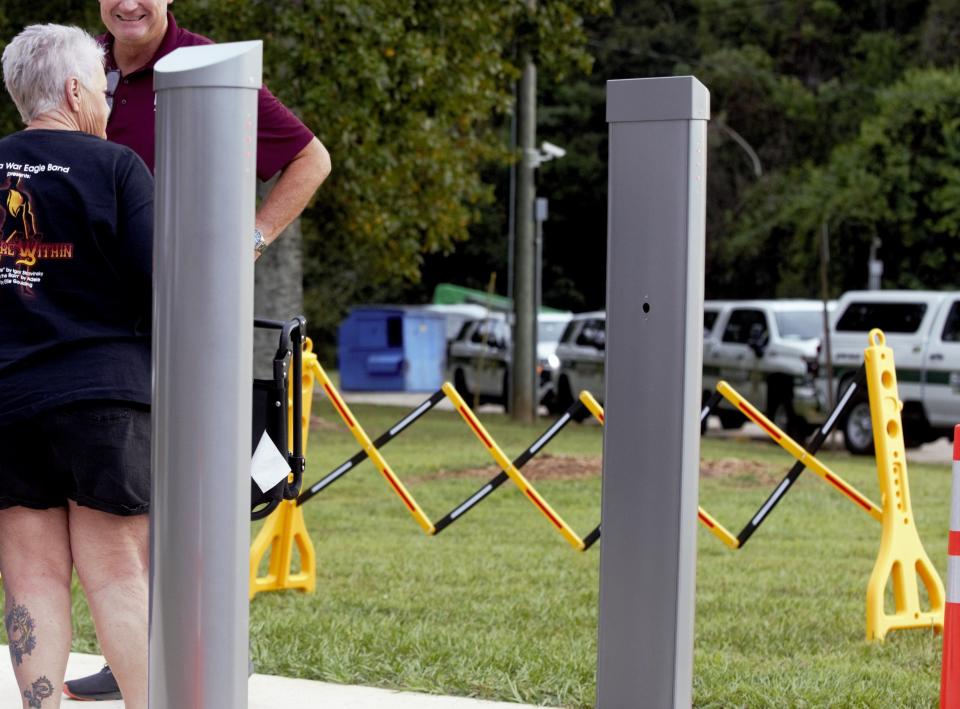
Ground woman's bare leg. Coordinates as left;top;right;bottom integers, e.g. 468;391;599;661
0;506;72;709
68;502;148;709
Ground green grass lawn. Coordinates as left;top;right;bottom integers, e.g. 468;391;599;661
10;396;951;707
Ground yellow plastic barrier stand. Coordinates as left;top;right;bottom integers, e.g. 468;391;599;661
249;340;318;599
578;391;740;550
312;358;436;535
863;329;944;640
717;381;882;522
442;383;586;551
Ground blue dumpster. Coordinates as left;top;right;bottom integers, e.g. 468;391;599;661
338;306;446;391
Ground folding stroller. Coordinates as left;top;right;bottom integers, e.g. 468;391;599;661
251;316;306;520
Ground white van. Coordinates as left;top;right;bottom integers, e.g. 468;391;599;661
822;290;960;454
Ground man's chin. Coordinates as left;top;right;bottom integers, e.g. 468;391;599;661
108;22;154;43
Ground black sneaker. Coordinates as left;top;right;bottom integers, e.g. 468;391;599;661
62;657;254;701
63;664;121;701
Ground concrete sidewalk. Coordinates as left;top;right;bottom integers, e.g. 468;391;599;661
0;647;547;708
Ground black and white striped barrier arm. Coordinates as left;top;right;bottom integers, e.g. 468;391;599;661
584;389;726;551
734;365;867;548
432;399;589;534
297;389;447;506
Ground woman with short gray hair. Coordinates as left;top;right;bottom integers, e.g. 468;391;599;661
3;24;107;128
0;23;152;709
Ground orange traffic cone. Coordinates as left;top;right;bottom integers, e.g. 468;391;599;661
942;426;960;708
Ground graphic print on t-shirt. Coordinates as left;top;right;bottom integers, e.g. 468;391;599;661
0;164;75;289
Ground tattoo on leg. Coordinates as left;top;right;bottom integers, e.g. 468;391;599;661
23;675;53;708
4;599;36;666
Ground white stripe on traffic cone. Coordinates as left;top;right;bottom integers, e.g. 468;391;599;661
941;425;960;708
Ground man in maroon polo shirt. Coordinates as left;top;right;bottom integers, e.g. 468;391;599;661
100;0;330;257
62;1;330;702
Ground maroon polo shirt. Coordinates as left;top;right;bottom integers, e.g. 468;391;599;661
99;12;314;181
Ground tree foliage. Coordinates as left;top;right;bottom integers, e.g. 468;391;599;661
179;0;608;337
523;0;960;310
737;68;960;293
0;0;607;340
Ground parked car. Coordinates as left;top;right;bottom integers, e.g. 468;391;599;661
820;290;960;454
446;312;572;409
551;311;606;414
702;299;827;438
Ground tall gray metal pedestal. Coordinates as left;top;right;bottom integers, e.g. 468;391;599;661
596;76;710;708
151;41;262;709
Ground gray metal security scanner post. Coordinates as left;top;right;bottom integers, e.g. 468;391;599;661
596;77;709;707
151;42;262;709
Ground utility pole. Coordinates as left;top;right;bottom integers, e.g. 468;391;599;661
512;0;537;422
820;222;836;414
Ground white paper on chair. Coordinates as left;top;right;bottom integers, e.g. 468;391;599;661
251;431;291;493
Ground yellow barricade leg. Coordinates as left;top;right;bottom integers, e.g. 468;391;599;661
249;499;316;599
863;329;944;640
578;391;740;550
249;341;319;599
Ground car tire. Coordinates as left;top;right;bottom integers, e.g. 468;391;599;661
544;392;565;416
557;377;588;422
842;397;875;456
555;376;575;410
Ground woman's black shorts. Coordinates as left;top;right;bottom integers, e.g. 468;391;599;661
0;400;150;516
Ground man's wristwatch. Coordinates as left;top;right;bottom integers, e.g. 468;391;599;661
253;228;267;255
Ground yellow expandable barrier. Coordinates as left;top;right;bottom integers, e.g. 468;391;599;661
249;339;318;599
312;358;436;534
443;383;586;550
717;381;882;522
863;329;944;640
577;391;740;550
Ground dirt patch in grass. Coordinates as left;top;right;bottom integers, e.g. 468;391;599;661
699;458;783;486
412;453;602;483
413;453;782;486
309;415;341;432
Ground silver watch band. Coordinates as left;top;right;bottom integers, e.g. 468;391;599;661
253;228;266;254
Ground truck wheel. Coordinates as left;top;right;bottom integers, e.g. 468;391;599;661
454;369;472;403
770;399;808;442
718;410;745;430
842;397;875;455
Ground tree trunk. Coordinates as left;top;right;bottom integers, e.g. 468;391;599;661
253;178;304;378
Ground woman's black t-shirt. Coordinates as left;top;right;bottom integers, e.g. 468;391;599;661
0;129;153;425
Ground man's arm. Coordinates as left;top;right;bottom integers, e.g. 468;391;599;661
254;136;331;255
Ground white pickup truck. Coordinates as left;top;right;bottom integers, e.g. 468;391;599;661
822;290;960;454
702;299;827;439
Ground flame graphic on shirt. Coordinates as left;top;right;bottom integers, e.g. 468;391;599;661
0;177;39;265
0;176;73;268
